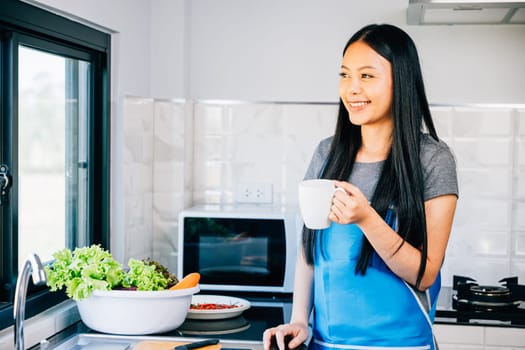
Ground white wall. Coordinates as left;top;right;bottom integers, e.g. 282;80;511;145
186;0;525;104
150;0;187;99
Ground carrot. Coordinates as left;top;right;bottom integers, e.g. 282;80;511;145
169;272;200;290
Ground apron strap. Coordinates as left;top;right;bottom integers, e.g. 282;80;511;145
404;282;440;350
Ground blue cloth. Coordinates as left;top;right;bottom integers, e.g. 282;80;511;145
310;216;439;350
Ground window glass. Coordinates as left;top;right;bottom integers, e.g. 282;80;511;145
18;46;90;267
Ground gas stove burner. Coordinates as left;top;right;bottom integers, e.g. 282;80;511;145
452;275;524;312
453;295;521;312
469;285;512;302
470;285;509;296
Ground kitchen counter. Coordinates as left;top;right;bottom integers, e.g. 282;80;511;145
33;328;264;350
30;301;288;350
30;288;525;349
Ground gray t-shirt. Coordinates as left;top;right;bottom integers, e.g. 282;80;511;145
304;133;459;201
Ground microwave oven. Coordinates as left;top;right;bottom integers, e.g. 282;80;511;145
177;204;302;294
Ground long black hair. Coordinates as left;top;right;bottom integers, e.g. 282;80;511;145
302;24;438;289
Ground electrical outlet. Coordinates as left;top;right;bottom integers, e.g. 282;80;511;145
236;183;273;203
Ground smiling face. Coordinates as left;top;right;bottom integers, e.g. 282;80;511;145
339;40;393;129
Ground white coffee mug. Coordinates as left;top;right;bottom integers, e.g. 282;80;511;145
298;179;341;230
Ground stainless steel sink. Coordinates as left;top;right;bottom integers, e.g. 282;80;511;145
46;333;263;350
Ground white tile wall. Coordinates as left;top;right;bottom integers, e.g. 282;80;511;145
191;102;337;206
121;99;525;287
121;97;190;273
152;99;193;274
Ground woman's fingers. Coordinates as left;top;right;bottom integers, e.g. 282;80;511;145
262;329;273;350
263;324;307;350
334;180;357;194
287;336;304;350
262;328;282;350
331;181;368;224
333;187;353;216
274;334;286;350
262;326;289;350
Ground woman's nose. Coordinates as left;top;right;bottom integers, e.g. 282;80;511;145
344;78;361;96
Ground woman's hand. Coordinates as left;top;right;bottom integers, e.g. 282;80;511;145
262;323;309;350
329;180;372;225
330;180;458;291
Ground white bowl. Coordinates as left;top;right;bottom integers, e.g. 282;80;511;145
76;286;200;335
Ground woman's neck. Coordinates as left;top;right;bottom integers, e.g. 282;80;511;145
356;125;393;163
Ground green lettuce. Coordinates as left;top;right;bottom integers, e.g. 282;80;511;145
122;259;168;291
45;245;170;300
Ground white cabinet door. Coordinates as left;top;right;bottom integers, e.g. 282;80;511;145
434;324;525;349
434;324;484;347
485;327;525;348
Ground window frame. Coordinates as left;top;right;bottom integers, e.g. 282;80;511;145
0;0;110;329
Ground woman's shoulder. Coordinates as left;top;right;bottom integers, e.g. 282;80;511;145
303;136;334;180
419;133;454;164
317;136;333;155
419;133;459;199
420;133;450;150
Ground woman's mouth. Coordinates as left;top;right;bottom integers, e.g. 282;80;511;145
348;101;370;108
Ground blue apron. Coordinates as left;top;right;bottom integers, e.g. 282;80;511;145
309;208;440;350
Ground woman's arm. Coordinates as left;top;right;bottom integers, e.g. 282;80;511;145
331;180;457;291
290;249;314;326
262;249;313;350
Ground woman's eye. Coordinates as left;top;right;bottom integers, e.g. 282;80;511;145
339;72;349;79
361;73;373;79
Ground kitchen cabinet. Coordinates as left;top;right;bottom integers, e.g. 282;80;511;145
485;327;525;348
434;324;525;349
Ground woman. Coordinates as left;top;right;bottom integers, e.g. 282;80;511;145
263;24;458;350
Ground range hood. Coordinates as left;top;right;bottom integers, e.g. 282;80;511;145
407;0;525;24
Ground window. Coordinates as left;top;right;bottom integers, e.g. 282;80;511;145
0;0;110;329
